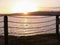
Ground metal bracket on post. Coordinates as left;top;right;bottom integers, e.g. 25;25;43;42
4;16;8;45
56;15;59;40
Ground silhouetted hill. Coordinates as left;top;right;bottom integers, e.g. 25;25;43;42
0;11;60;16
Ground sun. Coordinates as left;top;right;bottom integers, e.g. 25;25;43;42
11;1;38;14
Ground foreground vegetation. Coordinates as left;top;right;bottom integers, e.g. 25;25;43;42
0;33;60;45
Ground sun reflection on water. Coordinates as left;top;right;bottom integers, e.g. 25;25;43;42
23;16;29;33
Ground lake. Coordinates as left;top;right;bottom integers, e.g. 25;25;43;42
0;16;59;36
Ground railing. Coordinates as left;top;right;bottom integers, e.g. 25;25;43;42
0;11;60;45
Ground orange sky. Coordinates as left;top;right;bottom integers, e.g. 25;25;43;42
0;0;60;14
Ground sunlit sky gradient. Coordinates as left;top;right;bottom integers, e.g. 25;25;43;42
0;0;60;14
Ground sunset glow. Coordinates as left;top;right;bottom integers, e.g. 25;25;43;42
11;0;38;14
0;0;60;14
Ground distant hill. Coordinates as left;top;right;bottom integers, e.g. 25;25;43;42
0;11;60;16
0;7;60;15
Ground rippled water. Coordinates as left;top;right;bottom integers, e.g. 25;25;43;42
0;16;59;36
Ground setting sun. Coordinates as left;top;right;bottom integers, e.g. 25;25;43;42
11;0;38;14
0;0;60;14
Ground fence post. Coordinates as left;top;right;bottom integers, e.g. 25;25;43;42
4;15;8;45
56;15;59;40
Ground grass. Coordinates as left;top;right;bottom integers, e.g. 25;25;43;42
0;33;60;45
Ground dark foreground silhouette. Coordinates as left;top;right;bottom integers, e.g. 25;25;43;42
0;33;60;45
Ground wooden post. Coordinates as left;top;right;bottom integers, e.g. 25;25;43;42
4;16;8;45
56;15;59;40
